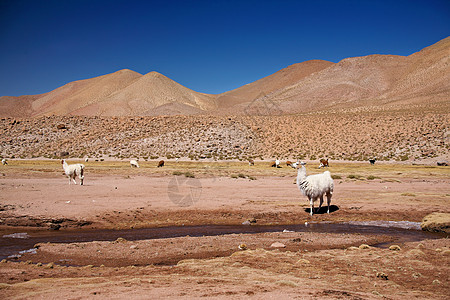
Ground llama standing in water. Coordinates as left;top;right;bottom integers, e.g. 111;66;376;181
62;159;85;185
296;162;334;216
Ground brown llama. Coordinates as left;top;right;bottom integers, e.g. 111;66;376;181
318;158;329;168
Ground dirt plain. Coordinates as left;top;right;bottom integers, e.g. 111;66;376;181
0;160;449;299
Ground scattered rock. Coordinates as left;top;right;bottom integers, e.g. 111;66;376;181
270;242;286;248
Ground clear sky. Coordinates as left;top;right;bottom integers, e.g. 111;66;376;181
0;0;449;97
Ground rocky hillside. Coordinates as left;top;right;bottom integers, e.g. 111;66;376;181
1;104;447;162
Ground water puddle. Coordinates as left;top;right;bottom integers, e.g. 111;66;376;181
1;221;446;261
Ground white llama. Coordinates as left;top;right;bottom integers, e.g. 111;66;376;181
62;159;85;185
296;162;334;216
130;159;140;168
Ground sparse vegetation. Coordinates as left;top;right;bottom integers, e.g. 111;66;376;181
401;193;416;197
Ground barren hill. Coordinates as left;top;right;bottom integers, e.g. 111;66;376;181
0;37;448;117
252;37;450;114
215;60;334;110
0;70;216;117
73;72;217;116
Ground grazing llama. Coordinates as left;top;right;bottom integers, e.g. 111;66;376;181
158;160;165;167
369;158;376;165
296;162;334;216
130;159;140;168
248;159;255;166
1;158;7;165
61;159;85;185
318;158;329;168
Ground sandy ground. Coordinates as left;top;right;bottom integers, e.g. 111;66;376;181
0;161;449;299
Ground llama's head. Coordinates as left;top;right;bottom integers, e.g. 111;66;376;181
61;159;65;165
296;161;306;169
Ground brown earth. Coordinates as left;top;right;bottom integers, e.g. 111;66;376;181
0;161;449;299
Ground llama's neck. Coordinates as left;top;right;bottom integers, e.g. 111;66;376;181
296;166;306;186
62;160;69;170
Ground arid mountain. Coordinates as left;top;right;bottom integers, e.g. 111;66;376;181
215;60;334;110
0;37;448;117
254;37;450;114
70;71;216;116
0;70;216;117
32;69;142;117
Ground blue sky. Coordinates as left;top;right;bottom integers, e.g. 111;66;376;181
0;0;449;96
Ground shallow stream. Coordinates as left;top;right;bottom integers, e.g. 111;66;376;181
1;221;447;261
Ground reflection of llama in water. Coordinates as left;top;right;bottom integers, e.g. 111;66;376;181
168;176;202;207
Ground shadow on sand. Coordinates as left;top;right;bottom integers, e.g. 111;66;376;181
305;205;339;215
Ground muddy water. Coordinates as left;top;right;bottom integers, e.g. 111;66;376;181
1;222;447;261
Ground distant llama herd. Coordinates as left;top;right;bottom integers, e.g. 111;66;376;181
2;155;447;216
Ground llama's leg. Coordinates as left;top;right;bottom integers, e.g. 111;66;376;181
309;197;314;216
71;172;77;185
318;195;324;213
326;192;332;214
80;168;84;185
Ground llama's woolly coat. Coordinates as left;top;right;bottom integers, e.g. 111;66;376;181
62;159;85;185
296;164;334;215
130;160;140;168
297;169;334;199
